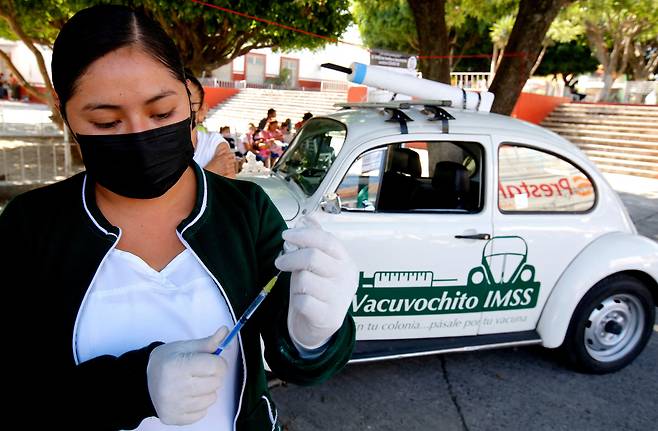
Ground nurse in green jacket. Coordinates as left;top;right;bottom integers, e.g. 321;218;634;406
0;5;357;431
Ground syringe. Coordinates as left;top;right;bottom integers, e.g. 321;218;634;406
213;270;281;356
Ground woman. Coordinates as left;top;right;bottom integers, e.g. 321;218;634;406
186;72;236;178
0;5;357;430
237;122;258;156
258;120;285;166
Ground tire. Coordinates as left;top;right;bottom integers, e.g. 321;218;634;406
561;274;655;374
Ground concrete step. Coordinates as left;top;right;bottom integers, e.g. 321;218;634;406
541;121;658;136
553;108;658;118
207;109;336;126
557;134;658;150
586;155;658;170
555;103;658;115
215;101;338;113
581;149;658;164
543;125;658;142
575;142;658;157
591;163;658;179
545;112;658;126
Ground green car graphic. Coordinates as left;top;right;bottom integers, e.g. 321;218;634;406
352;236;541;317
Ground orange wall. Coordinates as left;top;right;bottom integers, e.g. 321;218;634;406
347;86;368;103
298;79;321;89
203;87;239;109
511;92;570;124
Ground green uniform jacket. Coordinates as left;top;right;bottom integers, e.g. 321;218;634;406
0;163;355;430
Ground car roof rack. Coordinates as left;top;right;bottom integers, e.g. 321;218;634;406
334;100;452;110
334;100;456;134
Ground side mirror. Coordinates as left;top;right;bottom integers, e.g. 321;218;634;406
320;192;342;214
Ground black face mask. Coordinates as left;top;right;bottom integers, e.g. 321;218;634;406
75;117;194;199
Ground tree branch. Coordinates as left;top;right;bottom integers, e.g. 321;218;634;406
0;48;46;101
0;2;56;105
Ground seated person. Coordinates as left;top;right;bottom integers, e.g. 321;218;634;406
186;71;236;178
220;126;236;149
258;120;284;166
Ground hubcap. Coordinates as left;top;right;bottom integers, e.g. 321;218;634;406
584;293;645;363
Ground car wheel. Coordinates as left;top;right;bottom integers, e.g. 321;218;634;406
561;274;655;374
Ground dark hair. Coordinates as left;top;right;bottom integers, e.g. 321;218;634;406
220;126;230;133
302;112;313;121
52;5;186;117
267;108;276;117
184;68;204;105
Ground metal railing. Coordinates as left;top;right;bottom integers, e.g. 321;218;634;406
451;72;492;91
198;77;349;93
320;80;349;92
0;140;80;185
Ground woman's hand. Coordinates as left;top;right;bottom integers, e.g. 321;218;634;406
147;327;228;425
274;216;358;350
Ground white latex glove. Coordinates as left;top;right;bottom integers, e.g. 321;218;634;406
275;215;358;350
147;327;229;425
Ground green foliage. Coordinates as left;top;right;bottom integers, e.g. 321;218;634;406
131;0;352;52
535;39;598;77
352;0;518;55
546;5;584;44
579;0;658;41
265;67;292;87
577;0;658;87
0;0;81;45
1;0;353;73
490;14;515;49
351;0;417;53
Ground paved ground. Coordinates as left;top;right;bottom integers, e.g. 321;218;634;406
271;173;658;431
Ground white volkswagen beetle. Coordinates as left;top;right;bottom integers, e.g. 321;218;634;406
240;101;657;374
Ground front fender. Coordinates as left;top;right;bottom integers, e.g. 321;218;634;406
537;232;658;348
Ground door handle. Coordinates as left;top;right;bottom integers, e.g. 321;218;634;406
455;233;491;240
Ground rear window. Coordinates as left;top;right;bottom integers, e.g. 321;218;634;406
498;144;595;213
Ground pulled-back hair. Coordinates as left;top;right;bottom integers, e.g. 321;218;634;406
52;5;186;116
184;68;204;105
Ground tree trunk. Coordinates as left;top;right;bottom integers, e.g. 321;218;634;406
0;49;48;102
408;0;451;84
628;41;658;81
530;44;548;76
0;2;62;128
489;0;574;115
598;72;615;102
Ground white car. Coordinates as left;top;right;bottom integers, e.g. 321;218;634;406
240;101;658;374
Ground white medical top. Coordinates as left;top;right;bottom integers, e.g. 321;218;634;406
193;130;228;168
75;247;240;431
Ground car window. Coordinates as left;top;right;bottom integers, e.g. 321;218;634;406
335;141;485;213
273;118;346;196
498;144;595;212
335;147;385;211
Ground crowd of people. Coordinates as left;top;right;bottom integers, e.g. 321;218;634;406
186;71;312;177
0;72;22;101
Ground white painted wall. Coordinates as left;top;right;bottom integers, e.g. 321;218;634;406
213;25;370;82
0;38;52;85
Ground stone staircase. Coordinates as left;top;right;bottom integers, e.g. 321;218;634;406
204;88;347;134
541;103;658;179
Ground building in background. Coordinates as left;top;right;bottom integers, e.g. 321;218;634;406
0;38;52;86
207;26;370;91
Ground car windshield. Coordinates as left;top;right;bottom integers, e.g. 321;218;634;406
273;118;347;196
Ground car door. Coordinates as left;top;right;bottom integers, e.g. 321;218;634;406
314;134;493;342
483;137;603;335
